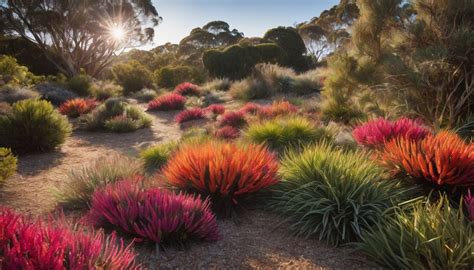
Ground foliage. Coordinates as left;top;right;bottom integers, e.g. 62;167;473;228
0;208;139;269
465;190;474;221
89;80;123;100
0;84;39;104
206;104;225;115
174;82;201;96
245;117;334;153
382;131;474;189
164;142;279;217
35;83;78;106
263;27;309;71
66;73;91;96
352;117;431;149
358;197;474;270
0;55;38;85
147;93;186;111
203;91;227;106
132;88;158;102
269;141;411;245
86;179;219;245
258;101;298;118
112;60;153;94
0;148;16;183
54;154;142;209
140;141;178;172
239;102;262;115
214;126;240;140
201;78;232;92
175;108;206;124
155;65;205;88
59;98;99;118
292;70;322;94
219;111;247;128
0;99;71;154
229;78;271;101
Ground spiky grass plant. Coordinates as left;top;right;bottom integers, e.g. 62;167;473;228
147;93;186;111
0;148;16;183
206;104;225;115
175;108;206;124
258;101;298;118
219;111;247;128
173;82;201;96
358;197;474;269
465;190;474;221
59;98;99;118
214;126;240;140
140;141;178;172
54;154;142;209
269;141;413;245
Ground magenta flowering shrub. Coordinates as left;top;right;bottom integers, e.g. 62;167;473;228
219;111;247;128
214;126;240;140
174;82;201;96
206;104;225;115
465;190;474;221
147;93;186;111
0;208;139;270
86;180;219;245
175;108;206;124
352;117;431;148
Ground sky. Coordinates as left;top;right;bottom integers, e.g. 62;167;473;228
150;0;339;46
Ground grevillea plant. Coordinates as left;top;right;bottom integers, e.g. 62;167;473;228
86;180;219;245
382;131;474;188
214;126;240;140
465;190;474;221
0;208;139;269
206;104;225;115
239;102;262;115
147;93;186;111
219;111;247;128
175;108;206;124
352;117;431;148
174;82;201;96
59;98;99;118
258;101;298;118
164;142;279;217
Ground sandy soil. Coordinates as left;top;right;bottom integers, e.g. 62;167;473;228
0;109;375;269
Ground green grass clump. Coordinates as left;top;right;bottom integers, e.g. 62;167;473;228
269;141;413;245
245;117;334;154
140;141;178;172
54;154;142;209
0;99;71;154
358;197;474;270
0;147;17;183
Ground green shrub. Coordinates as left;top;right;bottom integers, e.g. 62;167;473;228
54;154;142;209
112;60;153;94
253;63;296;93
269;141;412;245
66;73;91;96
89;80;123;100
229;78;271;101
203;91;227;106
0;84;39;104
0;55;38;85
0;147;17;183
201;78;232;93
358;197;474;269
321;99;366;124
245;117;334;154
35;83;78;106
0;99;72;154
154;65;205;88
140;141;178;172
132;88;158;102
292;70;322;94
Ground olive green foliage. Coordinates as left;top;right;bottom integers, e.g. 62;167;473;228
201;78;232;93
112;60;153;94
154;65;205;88
140;141;179;172
263;27;310;71
89;80;123;100
0;55;40;85
358;197;474;270
269;141;412;245
245;117;334;154
0;99;72;154
229;78;270;101
0;84;40;104
132;88;158;102
66;73;92;96
0;147;17;183
54;154;142;209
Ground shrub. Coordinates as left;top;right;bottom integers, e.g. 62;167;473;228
0;84;39;104
147;93;186;111
59;98;99;118
292;70;322;94
0;208;139;269
35;83;77;106
465;190;474;221
219;111;247;128
214;126;240;140
358;197;474;269
229;78;271;101
252;63;296;93
0;55;37;85
164;142;279;216
175;108;206;124
112;60;153;94
54;154;142;209
269;141;411;245
201;78;232;92
66;73;91;96
155;65;205;88
203;91;227;106
258;101;298;118
140;141;178;172
322;98;366;124
245;117;334;153
382;131;474;188
0;99;71;154
0;148;16;183
353;117;431;148
239;102;262;115
132;88;158;102
174;82;201;96
206;104;225;115
104;115;140;133
86;180;219;245
89;80;123;100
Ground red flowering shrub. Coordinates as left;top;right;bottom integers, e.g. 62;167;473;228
86;180;219;244
174;82;201;96
239;102;262;115
59;98;98;118
175;108;206;124
258;101;298;118
214;126;240;140
147;93;186;111
164;142;279;216
0;208;139;270
353;117;431;148
382;131;474;188
219;111;247;128
465;190;474;221
206;104;225;115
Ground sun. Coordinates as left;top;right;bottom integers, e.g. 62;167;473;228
110;25;126;41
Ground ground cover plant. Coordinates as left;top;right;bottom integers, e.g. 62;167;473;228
59;98;99;118
147;93;186;111
140;141;179;172
0;148;17;183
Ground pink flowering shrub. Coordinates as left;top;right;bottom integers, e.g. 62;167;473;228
352;117;431;148
239;102;262;115
0;208;139;270
465;190;474;221
175;108;206;124
85;180;219;245
219;111;247;128
174;82;201;96
214;126;240;140
206;104;225;115
147;93;186;111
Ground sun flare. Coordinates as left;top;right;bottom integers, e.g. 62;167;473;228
110;25;126;41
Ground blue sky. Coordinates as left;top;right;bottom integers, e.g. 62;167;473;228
151;0;339;45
